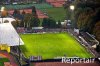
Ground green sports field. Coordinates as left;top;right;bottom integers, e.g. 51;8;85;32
40;7;66;21
20;33;93;59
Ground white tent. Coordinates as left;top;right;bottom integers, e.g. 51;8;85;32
0;18;24;46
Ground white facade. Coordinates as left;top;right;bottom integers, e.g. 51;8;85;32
0;18;24;46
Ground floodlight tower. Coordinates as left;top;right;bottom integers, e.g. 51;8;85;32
70;5;75;29
70;5;75;11
1;7;5;23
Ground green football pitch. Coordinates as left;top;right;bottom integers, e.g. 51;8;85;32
40;7;66;21
20;33;93;59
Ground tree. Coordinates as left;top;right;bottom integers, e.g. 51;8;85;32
23;13;33;28
30;17;40;27
57;20;61;28
77;8;94;31
11;21;18;29
32;6;38;17
96;45;100;52
31;6;40;27
93;21;100;42
42;18;48;28
48;18;56;28
20;21;24;27
13;9;20;15
73;0;100;47
13;9;23;20
42;18;56;28
11;18;20;28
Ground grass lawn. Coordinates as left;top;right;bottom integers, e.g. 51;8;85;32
0;3;53;10
0;58;9;66
40;7;66;21
20;33;93;59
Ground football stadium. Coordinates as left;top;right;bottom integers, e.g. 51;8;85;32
0;18;94;66
0;18;93;59
0;0;100;66
20;33;93;59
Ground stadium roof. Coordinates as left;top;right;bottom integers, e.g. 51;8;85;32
0;18;15;23
0;18;24;46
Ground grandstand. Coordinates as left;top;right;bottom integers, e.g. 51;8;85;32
0;18;24;53
80;32;99;48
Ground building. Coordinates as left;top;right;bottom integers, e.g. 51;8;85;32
0;18;24;53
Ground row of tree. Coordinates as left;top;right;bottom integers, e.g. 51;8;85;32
12;6;40;28
12;6;62;29
0;5;62;29
64;0;100;52
74;0;100;51
42;18;61;28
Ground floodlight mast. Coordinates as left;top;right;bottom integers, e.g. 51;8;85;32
1;7;5;23
70;5;75;11
19;35;21;66
1;7;5;12
69;5;75;28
